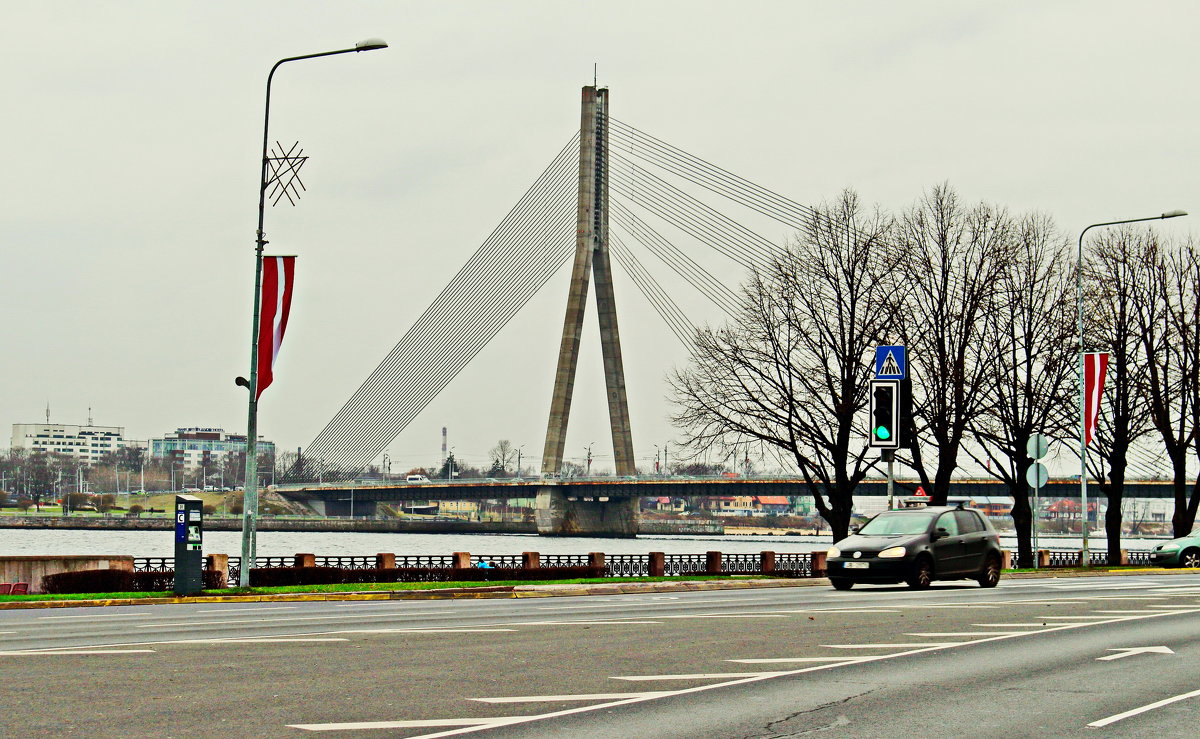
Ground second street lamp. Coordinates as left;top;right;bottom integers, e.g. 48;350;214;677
1076;209;1186;565
237;38;387;587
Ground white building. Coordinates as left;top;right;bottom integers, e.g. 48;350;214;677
9;423;140;465
147;427;275;471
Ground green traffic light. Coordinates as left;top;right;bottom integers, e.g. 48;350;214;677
874;427;891;440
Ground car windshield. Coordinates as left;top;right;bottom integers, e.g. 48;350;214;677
858;512;935;536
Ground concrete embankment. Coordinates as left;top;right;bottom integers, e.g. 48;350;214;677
0;516;723;535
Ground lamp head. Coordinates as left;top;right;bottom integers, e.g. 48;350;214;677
1162;209;1188;219
355;38;388;51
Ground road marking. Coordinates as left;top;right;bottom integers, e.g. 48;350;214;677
1096;646;1174;661
1087;687;1200;727
727;657;867;664
194;607;300;614
972;623;1056;628
505;620;662;626
133;611;456;628
779;609;900;614
656;613;790;619
473;692;671;703
38;613;153;620
1038;616;1111;621
820;643;961;649
905;632;1027;637
288;607;1200;738
0;649;156;656
1092;610;1168;615
188;638;350;644
612;672;788;681
339;629;518;634
292;719;500;731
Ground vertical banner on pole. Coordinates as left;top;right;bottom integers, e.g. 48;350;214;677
255;256;297;400
1082;352;1109;446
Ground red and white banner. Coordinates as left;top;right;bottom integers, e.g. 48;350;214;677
255;256;296;400
1083;352;1109;446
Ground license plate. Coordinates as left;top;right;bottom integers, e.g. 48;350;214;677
844;562;869;569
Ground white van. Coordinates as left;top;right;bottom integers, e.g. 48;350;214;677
405;474;430;483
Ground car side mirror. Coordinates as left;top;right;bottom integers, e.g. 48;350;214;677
932;527;948;540
850;524;860;533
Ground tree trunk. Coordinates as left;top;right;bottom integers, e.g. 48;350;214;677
1008;485;1033;568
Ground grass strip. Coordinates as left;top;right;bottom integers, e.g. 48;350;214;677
0;575;776;602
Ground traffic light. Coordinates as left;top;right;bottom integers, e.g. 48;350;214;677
869;379;900;449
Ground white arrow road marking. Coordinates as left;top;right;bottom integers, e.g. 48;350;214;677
473;692;672;703
1088;687;1200;727
1096;646;1174;661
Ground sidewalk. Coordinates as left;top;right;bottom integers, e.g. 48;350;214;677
0;568;1193;611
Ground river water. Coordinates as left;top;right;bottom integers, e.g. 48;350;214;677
0;529;1162;558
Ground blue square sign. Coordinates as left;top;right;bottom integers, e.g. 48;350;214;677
875;345;907;379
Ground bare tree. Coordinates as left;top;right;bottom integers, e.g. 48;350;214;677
966;213;1076;567
1140;239;1200;535
1085;228;1157;561
895;184;1017;505
671;191;899;538
488;440;516;474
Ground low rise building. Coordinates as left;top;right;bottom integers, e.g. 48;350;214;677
147;427;275;471
9;423;142;465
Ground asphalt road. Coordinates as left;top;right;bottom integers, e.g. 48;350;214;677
2;574;1199;738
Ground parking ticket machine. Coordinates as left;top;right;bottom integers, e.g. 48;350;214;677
174;494;204;595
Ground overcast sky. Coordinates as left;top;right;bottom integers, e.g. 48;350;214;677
2;1;1196;475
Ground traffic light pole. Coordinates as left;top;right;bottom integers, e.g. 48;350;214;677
885;450;895;510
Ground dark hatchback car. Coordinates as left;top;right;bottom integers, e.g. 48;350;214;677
826;505;1003;590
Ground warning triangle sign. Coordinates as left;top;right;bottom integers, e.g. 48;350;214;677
880;351;901;377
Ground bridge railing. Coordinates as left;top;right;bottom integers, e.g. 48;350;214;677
132;548;1156;588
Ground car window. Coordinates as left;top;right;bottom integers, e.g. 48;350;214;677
858;512;935;536
935;512;959;536
955;510;983;533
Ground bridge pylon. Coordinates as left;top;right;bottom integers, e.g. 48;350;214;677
542;86;636;478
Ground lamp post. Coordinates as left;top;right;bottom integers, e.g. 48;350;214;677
585;442;594;477
238;38;388;587
1077;209;1186;565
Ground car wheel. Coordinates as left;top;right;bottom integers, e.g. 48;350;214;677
1181;548;1200;568
830;578;853;591
906;556;933;590
976;554;1001;588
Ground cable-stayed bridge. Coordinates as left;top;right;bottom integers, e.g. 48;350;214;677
295;86;835;535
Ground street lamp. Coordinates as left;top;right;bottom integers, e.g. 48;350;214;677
585;442;594;477
1077;209;1186;565
237;39;388;587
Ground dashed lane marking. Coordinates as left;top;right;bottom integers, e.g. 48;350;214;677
290;719;501;731
0;649;156;656
973;623;1057;628
185;638;350;643
194;607;300;614
1088;687;1200;728
132;610;456;628
38;612;153;620
472;692;673;704
338;629;518;634
905;632;1028;637
612;672;789;680
727;657;868;664
820;643;962;649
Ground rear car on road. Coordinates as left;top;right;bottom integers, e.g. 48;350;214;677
826;505;1003;590
1150;533;1200;568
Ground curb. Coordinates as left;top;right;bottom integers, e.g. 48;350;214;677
0;568;1190;611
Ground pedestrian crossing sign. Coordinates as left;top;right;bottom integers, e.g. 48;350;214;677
875;345;907;379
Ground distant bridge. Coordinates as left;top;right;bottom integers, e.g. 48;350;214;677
276;477;1177;537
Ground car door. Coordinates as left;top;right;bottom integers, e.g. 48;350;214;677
955;510;989;573
931;511;964;574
